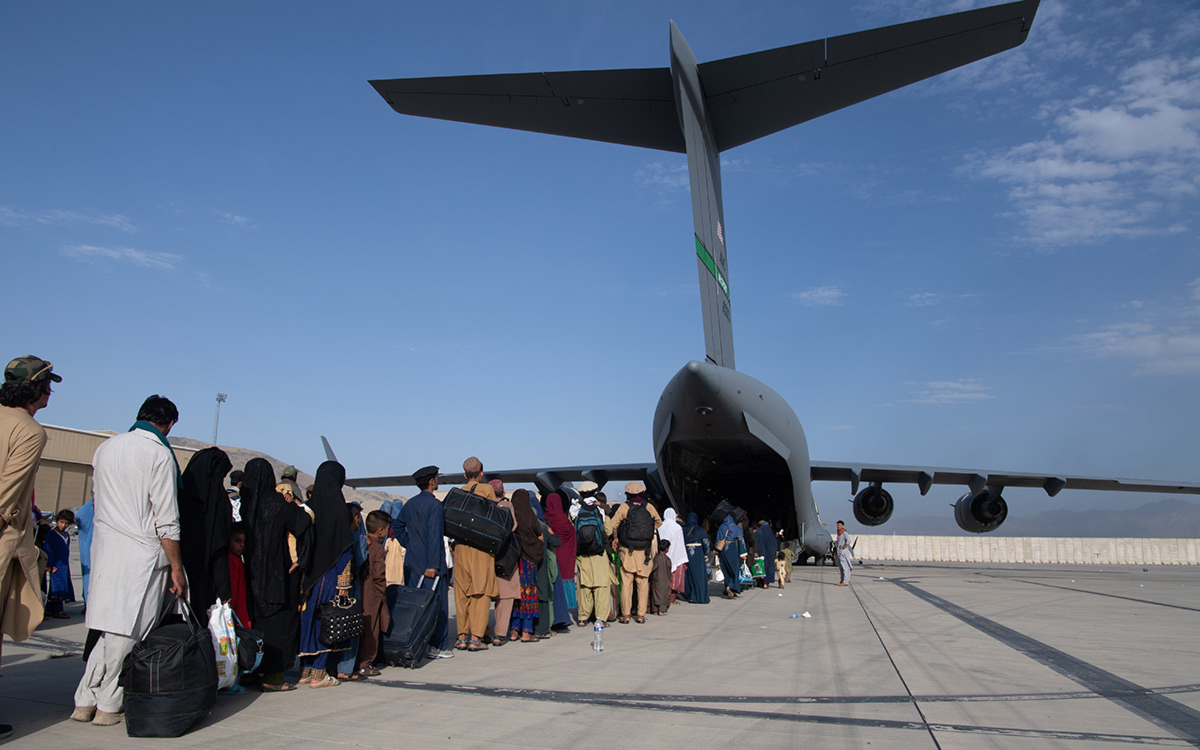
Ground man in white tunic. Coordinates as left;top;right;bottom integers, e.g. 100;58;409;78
835;520;853;586
72;395;187;726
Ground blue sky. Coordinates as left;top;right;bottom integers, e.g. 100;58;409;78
4;0;1198;524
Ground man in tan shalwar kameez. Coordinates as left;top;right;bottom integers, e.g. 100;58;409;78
453;456;499;651
610;481;661;624
0;356;59;741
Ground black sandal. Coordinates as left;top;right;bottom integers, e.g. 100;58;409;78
467;637;488;651
455;635;469;650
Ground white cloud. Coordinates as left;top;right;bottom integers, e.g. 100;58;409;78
1068;322;1200;375
792;285;847;306
61;244;181;272
904;291;977;308
0;206;138;233
904;378;994;404
1064;278;1200;375
635;161;689;191
213;210;252;227
969;50;1200;248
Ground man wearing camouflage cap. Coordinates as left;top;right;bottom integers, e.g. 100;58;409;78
0;356;61;740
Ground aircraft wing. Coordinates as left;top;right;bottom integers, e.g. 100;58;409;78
369;0;1038;155
348;456;1200;499
345;463;656;491
809;460;1200;498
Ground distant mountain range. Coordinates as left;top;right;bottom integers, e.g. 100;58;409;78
168;436;402;511
871;497;1200;538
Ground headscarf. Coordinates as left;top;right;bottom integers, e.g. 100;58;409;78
303;460;353;593
179;446;233;612
683;512;707;545
242;458;310;615
543;491;577;579
717;514;742;542
511;489;544;565
658;508;688;571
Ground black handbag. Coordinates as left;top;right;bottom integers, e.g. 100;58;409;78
318;596;364;646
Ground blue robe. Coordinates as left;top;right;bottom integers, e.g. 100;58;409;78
394;491;450;651
753;522;779;585
682;513;710;604
44;527;75;602
335;521;370;676
716;515;742;594
76;500;94;602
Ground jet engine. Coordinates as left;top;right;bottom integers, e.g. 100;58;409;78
953;487;1008;533
852;485;894;526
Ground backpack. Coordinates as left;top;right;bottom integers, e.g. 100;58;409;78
618;502;654;550
575;506;605;556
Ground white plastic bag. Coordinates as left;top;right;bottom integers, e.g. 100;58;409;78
712;562;724;582
207;600;238;691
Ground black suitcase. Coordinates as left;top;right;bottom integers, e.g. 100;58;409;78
120;595;218;738
708;499;747;526
443;486;511;555
382;576;439;668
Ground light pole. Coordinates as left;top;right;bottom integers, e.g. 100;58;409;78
213;393;227;446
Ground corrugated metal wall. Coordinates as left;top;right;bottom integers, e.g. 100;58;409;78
34;425;196;513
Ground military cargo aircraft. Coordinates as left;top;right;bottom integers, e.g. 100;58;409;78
347;0;1200;562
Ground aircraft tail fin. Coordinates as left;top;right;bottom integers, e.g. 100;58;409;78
320;435;338;463
369;0;1040;371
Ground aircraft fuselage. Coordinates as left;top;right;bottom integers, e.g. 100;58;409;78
654;360;830;557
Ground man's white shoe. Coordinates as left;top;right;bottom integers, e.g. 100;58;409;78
426;649;454;659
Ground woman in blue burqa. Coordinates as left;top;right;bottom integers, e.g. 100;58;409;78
297;460;354;688
681;513;710;604
716;514;743;600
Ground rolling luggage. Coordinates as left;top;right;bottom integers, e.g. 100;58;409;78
120;595;218;738
443;486;512;555
382;575;440;668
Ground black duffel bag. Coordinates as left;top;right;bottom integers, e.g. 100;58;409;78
443;486;512;555
120;594;218;738
708;499;747;526
494;532;522;577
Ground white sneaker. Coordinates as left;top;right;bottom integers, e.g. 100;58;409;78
426;649;454;659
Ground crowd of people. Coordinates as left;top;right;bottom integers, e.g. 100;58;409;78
0;354;836;737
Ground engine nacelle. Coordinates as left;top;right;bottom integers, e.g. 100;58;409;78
954;487;1008;533
853;485;894;526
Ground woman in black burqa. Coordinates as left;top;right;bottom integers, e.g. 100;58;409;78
295;460;353;688
178;446;233;617
241;458;312;691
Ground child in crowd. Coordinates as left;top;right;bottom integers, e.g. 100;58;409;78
228;522;251;626
649;539;672;616
43;509;75;618
356;511;391;677
777;549;792;587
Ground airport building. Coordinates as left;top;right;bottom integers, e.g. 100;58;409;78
33;424;198;514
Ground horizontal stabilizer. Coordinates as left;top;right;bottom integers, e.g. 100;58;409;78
702;0;1039;150
370;0;1038;154
370;69;684;152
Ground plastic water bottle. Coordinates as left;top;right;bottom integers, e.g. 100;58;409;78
593;621;604;653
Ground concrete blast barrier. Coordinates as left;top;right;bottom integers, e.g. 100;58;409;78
852;535;1199;565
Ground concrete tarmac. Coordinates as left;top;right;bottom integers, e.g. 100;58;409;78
3;561;1198;748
